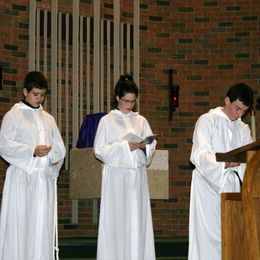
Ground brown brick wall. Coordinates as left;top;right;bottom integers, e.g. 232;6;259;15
0;0;259;239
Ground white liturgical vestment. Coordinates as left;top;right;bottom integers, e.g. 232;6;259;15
0;102;66;260
94;109;156;260
188;107;252;260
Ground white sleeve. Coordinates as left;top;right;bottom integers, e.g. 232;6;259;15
143;119;157;166
0;112;36;174
190;115;226;191
234;124;252;181
48;117;66;169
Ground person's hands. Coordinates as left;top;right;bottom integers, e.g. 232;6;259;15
128;142;146;151
34;145;52;157
225;162;240;168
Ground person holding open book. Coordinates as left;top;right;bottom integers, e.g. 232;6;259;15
188;83;254;260
94;74;157;260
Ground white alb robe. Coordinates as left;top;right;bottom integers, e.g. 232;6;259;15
188;107;252;260
94;109;156;260
0;102;66;260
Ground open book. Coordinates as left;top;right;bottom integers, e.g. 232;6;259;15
123;132;158;144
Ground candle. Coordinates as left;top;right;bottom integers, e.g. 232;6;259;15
251;110;256;142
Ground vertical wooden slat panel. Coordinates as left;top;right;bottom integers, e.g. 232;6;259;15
134;0;140;110
113;0;120;85
107;20;111;112
120;22;124;75
43;10;48;74
93;0;102;225
127;23;131;74
58;12;62;128
100;19;104;112
28;0;36;71
71;0;80;225
65;13;70;170
43;9;48;111
43;10;48;76
86;17;90;115
93;0;100;113
72;0;79;147
79;16;84;123
51;0;58;120
36;8;40;71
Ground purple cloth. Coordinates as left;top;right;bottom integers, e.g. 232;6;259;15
76;112;106;148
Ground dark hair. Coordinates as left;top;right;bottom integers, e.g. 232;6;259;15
24;71;48;92
113;74;138;107
226;83;254;108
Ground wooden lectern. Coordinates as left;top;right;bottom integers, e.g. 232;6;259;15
216;139;260;260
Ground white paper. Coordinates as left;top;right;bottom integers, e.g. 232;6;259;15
123;133;158;144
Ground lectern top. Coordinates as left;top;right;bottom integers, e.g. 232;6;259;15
216;138;260;163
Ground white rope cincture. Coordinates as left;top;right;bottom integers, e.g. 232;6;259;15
53;177;59;260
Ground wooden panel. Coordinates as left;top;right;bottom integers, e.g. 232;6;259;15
221;193;244;260
221;149;260;260
242;152;260;260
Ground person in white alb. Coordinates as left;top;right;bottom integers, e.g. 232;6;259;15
94;75;157;260
0;71;66;260
188;83;254;260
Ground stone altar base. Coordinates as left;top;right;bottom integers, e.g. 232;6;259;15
70;148;169;200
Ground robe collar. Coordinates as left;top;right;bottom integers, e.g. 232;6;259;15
13;101;43;111
210;106;241;123
111;109;138;117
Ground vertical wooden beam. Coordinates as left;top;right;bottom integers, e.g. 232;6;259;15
28;0;36;71
86;17;91;115
100;19;104;112
120;22;124;75
58;12;62;128
106;20;111;112
51;0;58;120
133;0;140;111
79;16;84;123
72;0;79;147
72;0;80;224
93;0;100;113
127;23;131;74
36;8;40;71
113;0;120;85
43;10;48;111
43;10;48;77
65;13;70;170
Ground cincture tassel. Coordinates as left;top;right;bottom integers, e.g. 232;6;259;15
53;178;59;260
